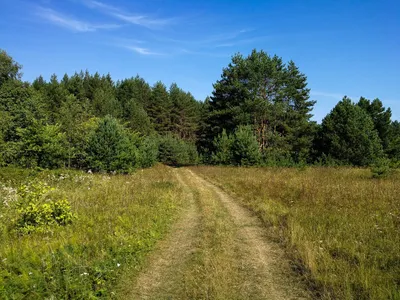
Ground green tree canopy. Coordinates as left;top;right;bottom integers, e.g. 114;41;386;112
319;97;383;166
357;97;392;151
0;50;22;87
208;49;315;163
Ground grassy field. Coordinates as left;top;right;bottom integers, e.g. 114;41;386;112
0;165;184;299
191;166;400;300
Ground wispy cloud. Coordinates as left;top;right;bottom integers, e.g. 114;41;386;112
122;45;163;56
310;91;349;100
84;0;173;29
151;29;267;50
179;49;230;58
36;7;120;32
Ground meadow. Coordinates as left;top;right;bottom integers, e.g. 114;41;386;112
191;166;400;300
0;165;184;299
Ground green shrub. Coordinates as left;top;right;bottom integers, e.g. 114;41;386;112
371;158;392;178
136;135;159;168
86;116;138;172
212;129;233;165
232;125;261;166
13;121;69;169
158;134;198;166
13;181;74;234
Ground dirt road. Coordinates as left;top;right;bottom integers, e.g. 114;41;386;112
124;168;310;299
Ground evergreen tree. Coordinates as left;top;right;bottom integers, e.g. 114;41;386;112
148;81;172;134
86;116;136;172
43;74;68;123
211;129;234;165
357;97;392;151
387;121;400;162
169;83;200;141
92;88;121;118
319;97;383;166
232;125;261;166
116;76;152;112
209;49;315;162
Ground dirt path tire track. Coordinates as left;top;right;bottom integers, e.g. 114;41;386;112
125;168;310;299
124;169;201;299
186;169;310;300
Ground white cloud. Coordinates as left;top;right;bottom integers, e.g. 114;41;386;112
36;7;120;32
84;0;172;29
310;91;348;100
123;45;163;56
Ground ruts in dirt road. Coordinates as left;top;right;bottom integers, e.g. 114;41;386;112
125;168;310;300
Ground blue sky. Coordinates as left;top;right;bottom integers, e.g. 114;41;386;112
1;0;399;122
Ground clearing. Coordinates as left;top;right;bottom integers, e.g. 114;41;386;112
122;168;310;299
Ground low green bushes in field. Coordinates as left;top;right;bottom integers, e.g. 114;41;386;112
158;134;198;166
12;181;74;234
0;165;183;298
193;166;400;300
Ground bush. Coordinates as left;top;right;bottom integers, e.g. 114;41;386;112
14;122;69;169
158;134;198;166
212;129;233;165
86;116;138;172
13;181;74;234
136;136;159;168
211;126;261;166
371;158;392;178
232;125;261;166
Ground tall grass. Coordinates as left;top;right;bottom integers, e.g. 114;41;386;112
0;165;183;299
192;166;400;300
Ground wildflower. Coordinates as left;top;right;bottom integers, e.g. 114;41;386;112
117;263;121;267
80;272;89;276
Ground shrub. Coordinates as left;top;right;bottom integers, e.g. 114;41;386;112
212;129;233;165
86;116;138;172
232;125;261;166
15;122;69;169
371;158;392;178
158;134;198;166
13;181;74;234
136;135;159;168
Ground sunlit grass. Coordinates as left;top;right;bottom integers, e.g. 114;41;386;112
0;165;183;299
192;166;400;300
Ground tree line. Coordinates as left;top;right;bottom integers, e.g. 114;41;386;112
0;49;399;171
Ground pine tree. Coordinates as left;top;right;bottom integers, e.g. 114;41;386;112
357;97;392;151
148;81;172;134
169;83;200;141
209;49;315;162
319;97;383;166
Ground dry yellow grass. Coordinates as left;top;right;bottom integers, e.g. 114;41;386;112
191;166;400;300
123;168;309;299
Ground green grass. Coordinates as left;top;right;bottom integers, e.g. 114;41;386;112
0;165;183;299
191;166;400;300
